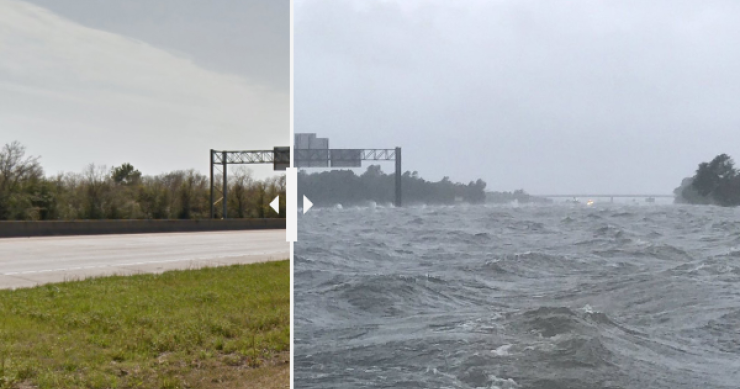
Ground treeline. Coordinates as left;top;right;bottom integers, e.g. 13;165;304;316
486;189;551;204
0;141;285;220
297;165;487;207
674;153;740;206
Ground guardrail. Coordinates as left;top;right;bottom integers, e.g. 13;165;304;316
0;219;285;238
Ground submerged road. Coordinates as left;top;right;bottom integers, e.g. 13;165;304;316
0;230;288;289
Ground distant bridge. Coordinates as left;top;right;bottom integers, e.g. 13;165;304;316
536;194;673;198
536;194;674;203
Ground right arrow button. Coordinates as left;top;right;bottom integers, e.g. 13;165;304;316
303;195;313;214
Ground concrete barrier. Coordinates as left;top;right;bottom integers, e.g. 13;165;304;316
0;219;286;238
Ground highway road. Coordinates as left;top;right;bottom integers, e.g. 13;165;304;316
0;230;288;289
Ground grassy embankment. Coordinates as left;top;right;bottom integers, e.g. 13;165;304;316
0;260;289;389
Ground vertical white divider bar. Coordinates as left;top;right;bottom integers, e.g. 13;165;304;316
287;168;297;242
289;0;295;387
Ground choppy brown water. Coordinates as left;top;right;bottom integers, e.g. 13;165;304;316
295;203;740;388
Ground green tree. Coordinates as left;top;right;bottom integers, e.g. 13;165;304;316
682;153;740;206
111;163;142;185
0;143;285;220
691;154;738;205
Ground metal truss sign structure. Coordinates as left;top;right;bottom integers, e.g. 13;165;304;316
296;147;403;207
210;144;403;218
210;148;289;219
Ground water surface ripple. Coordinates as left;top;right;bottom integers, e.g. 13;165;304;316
295;204;740;388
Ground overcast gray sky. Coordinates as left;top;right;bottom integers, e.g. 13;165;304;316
295;0;740;194
0;0;288;178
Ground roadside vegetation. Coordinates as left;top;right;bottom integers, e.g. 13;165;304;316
298;164;487;206
0;260;289;389
0;141;285;220
486;189;551;204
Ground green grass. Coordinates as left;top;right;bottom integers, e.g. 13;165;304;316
0;260;289;389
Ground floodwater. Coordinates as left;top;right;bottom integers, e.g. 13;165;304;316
295;203;740;388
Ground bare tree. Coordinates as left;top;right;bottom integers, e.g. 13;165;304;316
176;169;208;219
229;166;254;218
0;141;43;193
82;164;110;219
0;141;43;219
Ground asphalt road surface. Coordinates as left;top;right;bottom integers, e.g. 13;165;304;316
0;230;288;289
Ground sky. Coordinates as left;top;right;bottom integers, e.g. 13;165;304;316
0;0;289;179
295;0;740;194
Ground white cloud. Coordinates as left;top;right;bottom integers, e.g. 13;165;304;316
0;0;288;177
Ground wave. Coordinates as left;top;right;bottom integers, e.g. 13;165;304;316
295;203;740;388
481;252;591;278
593;244;693;261
329;274;470;317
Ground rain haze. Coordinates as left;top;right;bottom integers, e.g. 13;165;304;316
295;0;740;195
0;0;289;178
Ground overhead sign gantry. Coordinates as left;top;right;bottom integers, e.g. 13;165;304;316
210;134;403;222
209;147;289;219
294;133;402;207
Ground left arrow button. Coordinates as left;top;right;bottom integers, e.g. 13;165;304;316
270;196;280;213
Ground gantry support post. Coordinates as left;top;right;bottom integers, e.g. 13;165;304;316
222;151;228;219
395;147;402;207
210;149;215;219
